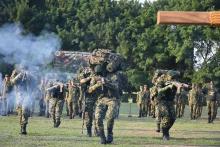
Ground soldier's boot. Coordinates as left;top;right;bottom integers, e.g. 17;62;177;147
99;130;106;144
55;120;61;128
20;124;27;135
156;123;160;133
45;112;50;118
106;127;113;144
162;128;169;141
208;116;211;123
87;127;92;137
94;127;100;137
138;111;141;118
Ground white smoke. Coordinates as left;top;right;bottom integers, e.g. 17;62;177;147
0;23;62;116
0;23;61;68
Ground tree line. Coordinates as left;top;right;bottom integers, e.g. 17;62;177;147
0;0;219;90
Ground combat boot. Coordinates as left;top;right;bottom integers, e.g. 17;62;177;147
156;123;160;133
106;128;113;144
208;116;211;123
94;127;100;137
99;130;106;144
162;128;169;141
87;127;92;137
55;120;61;128
20;124;27;135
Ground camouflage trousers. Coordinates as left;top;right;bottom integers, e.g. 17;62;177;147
207;100;217;121
190;103;198;119
85;100;96;129
95;97;118;133
16;105;30;126
15;92;31;126
157;101;176;129
67;100;79;118
49;98;64;122
175;102;186;118
151;100;156;117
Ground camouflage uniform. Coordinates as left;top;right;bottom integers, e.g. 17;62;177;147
10;68;31;135
136;86;145;117
143;86;150;117
88;49;127;144
92;72;120;144
206;81;217;123
175;88;188;118
155;70;182;140
44;81;52;118
213;92;219;120
79;68;98;137
150;86;157;118
1;75;13;116
47;83;66;127
66;81;80;119
188;85;198;120
196;87;204;118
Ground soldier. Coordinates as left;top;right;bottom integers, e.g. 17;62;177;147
89;49;126;144
66;79;80;119
213;92;219;120
79;66;98;137
44;80;53;118
143;85;150;117
1;74;13;116
196;85;204;118
175;87;188;118
151;70;168;133
10;65;32;135
206;81;217;123
156;70;182;140
47;81;66;127
188;84;198;120
136;86;145;117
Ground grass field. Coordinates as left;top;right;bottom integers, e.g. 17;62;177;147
0;103;220;147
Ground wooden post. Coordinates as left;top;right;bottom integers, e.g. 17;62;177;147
157;11;220;26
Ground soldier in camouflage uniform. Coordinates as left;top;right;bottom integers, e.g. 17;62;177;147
188;84;198;120
151;70;168;133
155;70;182;140
47;81;66;127
66;79;80;119
10;65;32;135
213;92;219;120
44;80;52;118
79;66;98;137
175;87;188;118
88;49;126;144
196;85;204;118
1;74;13;116
136;86;145;117
143;85;150;117
205;81;217;123
150;86;157;118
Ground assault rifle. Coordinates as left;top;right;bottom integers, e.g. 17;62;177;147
166;81;190;89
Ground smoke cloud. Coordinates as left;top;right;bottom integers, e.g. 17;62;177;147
0;23;62;115
0;23;61;68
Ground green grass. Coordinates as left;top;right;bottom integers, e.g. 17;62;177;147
0;103;220;147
